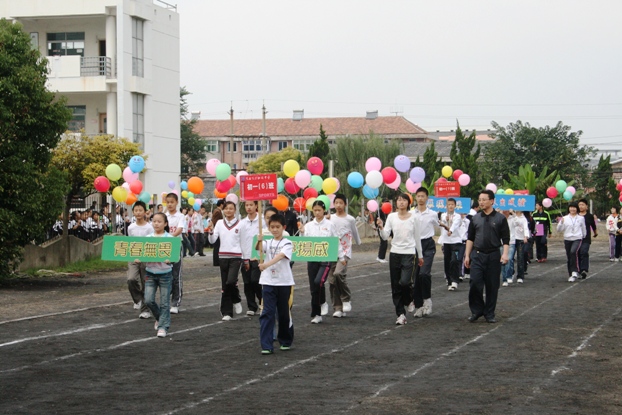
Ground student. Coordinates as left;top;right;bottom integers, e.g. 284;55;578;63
606;207;621;261
578;198;598;278
458;213;469;280
412;187;439;317
208;201;244;320
211;199;225;267
375;201;390;263
257;213;295;354
509;210;529;284
328;194;361;317
165;193;185;314
500;210;516;286
181;207;196;258
194;207;206;256
557;202;587;282
438;198;463;291
127;201;154;319
299;200;337;324
377;193;423;325
533;202;553;262
141;213;174;338
241;200;262;316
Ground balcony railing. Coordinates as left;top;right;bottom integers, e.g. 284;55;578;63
80;56;112;77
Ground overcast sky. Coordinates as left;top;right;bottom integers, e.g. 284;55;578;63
178;0;622;149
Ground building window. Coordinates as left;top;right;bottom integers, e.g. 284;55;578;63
227;142;238;152
66;105;86;131
132;94;144;145
278;141;288;150
47;32;85;56
132;18;144;77
206;140;219;152
242;140;262;152
293;139;315;152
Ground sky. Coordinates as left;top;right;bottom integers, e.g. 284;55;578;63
177;0;622;150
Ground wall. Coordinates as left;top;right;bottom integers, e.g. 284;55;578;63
20;237;103;271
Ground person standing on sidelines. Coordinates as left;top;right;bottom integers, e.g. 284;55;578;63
464;190;510;324
240;200;262;316
126;201;154;319
578;198;598;278
192;207;206;257
557;202;587;282
533;202;552;262
165;193;185;314
328;194;361;317
412;187;439;317
605;207;621;261
438;198;463;291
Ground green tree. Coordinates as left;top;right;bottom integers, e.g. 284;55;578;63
417;142;443;194
503;164;560;201
307;124;330;171
482;120;595;185
588;155;617;217
247;147;304;177
180;87;205;175
0;19;72;276
449;124;483;198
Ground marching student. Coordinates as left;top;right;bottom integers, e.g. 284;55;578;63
412;187;439;317
578;198;598;278
208;201;245;320
165;193;185;314
533;202;553;262
126;201;154;319
557;202;587;282
257;213;295;354
605;207;620;262
193;207;206;256
181;207;196;258
328;194;361;317
438;198;463;291
240;200;262;316
377;193;423;325
509;210;529;284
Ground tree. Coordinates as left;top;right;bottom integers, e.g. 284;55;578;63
180;87;205;176
307;124;330;171
482;120;595;185
449;124;484;198
247;147;304;176
503;164;560;201
417;142;443;194
0;19;72;276
588;155;618;217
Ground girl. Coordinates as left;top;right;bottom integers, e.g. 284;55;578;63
557;202;587;282
606;207;620;261
208;201;244;320
299;200;337;324
377;193;423;325
142;213;173;338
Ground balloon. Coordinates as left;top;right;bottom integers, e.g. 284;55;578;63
410;167;425;183
381;202;392;214
452;169;463;181
180;181;188;190
546;187;558;199
441;166;453;178
283;160;300;178
305;197;317;211
367;199;379;212
505;188;514;195
458;174;471;186
215;163;231;181
307;157;324;175
333;177;341;192
228;175;237;189
617;183;622;192
223;194;237;204
181;190;189;199
437;177;447;183
172;190;179;196
188;197;195;206
277;177;284;193
563;190;573;201
387;175;401;190
112;186;127;203
542;198;553;208
193;202;201;211
497;189;505;194
293;197;306;213
272;194;289;211
555;180;568;193
138;191;151;204
168;180;176;190
216;179;232;193
405;178;420;193
328;193;336;209
129;180;143;195
214;189;227;198
128;155;145;173
236;170;248;185
94;176;110;192
316;195;331;211
294;169;312;189
347;172;365;188
322;177;338;194
160;192;168;201
123;167;139;184
619;194;622;203
125;193;137;205
486;183;497;193
566;186;576;196
362;184;379;199
122;182;131;191
187;177;204;194
394;155;410;173
381;167;398;184
105;164;122;181
206;159;221;176
365;171;384;189
310;175;323;191
364;157;381;173
284;177;300;194
188;192;194;198
303;187;318;199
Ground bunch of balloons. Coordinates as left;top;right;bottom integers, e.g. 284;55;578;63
95;156;152;205
278;157;338;213
546;180;575;202
438;166;471;187
616;179;622;203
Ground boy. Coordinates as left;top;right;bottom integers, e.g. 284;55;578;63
165;193;185;314
438;198;463;291
240;200;262;316
127;201;154;318
412;187;439;317
257;213;294;354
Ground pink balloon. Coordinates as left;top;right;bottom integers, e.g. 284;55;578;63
294;169;312;189
566;186;576;196
206;159;221;176
405;178;421;193
387;175;402;190
122;182;131;191
236;170;248;185
307;157;324;175
365;157;382;173
367;199;379;212
328;193;336;209
225;194;239;204
458;174;471;186
334;177;340;192
542;198;552;208
123;167;139;184
486;183;497;193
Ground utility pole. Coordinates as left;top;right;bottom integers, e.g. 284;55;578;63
228;104;234;165
262;103;267;155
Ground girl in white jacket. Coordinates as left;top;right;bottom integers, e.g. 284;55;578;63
557;202;586;282
605;207;621;261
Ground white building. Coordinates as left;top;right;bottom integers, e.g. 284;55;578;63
0;0;181;195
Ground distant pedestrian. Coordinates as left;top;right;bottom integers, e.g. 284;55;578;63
557;202;586;282
605;207;621;261
533;202;552;262
578;198;598;278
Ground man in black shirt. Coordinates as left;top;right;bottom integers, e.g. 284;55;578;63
464;190;510;323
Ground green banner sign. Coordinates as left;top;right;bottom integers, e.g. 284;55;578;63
251;236;339;262
101;236;181;262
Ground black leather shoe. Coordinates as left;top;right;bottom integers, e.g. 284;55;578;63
485;317;497;323
468;314;481;322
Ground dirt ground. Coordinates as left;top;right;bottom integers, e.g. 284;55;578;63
1;230;621;415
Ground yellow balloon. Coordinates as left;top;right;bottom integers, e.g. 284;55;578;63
322;178;338;195
505;189;514;195
112;186;128;203
283;160;300;178
181;190;189;199
441;165;453;178
188;197;195;206
305;197;317;211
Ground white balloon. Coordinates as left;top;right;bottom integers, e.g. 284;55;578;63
365;170;384;189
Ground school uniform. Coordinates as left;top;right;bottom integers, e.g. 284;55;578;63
328;213;361;312
412;207;439;313
557;214;587;279
240;214;262;313
127;222;154;314
438;212;463;288
302;218;337;318
166;210;186;309
209;217;244;317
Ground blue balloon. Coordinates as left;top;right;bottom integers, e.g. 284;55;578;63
193;201;201;210
347;171;365;189
128;156;145;173
180;180;188;190
363;184;379;199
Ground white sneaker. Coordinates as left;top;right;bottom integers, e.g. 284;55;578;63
616;258;620;262
610;258;615;262
333;310;343;318
246;310;256;316
423;299;432;316
234;302;243;315
376;258;387;263
133;301;142;310
311;316;322;324
170;306;179;314
154;320;159;330
502;282;508;287
447;285;455;291
342;301;352;312
517;278;524;284
139;311;151;319
568;276;577;282
193;252;200;257
157;329;167;338
396;314;407;325
413;308;424;318
407;301;415;313
451;282;458;289
222;315;233;321
507;278;513;284
321;302;329;316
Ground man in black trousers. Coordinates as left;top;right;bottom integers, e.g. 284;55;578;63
464;190;510;323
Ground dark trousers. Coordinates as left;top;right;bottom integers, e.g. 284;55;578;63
579;241;590;273
219;258;242;317
307;262;331;317
515;240;525;279
182;233;195;257
171;252;183;308
468;250;501;319
535;235;548;260
194;233;205;255
241;260;262;312
377;235;388;260
564;240;581;275
616;235;622;259
413;238;436;308
212;238;221;266
259;285;294;351
389;252;415;316
443;243;462;285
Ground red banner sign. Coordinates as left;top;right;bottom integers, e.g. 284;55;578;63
434;181;461;197
240;173;278;201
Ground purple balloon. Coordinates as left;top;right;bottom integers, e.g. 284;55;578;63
394;155;411;173
168;180;176;189
410;167;426;183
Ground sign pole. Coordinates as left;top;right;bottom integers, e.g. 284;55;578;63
258;202;263;263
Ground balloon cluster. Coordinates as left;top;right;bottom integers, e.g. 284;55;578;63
615;179;622;204
485;183;516;196
94;156;151;205
281;157;336;213
437;166;471;187
542;180;575;207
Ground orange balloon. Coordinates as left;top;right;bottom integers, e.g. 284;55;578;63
187;176;204;194
126;193;138;205
214;189;227;199
271;194;289;211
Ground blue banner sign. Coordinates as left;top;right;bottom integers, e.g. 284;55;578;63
425;197;472;214
493;194;535;211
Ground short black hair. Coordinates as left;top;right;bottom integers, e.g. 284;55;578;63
396;193;410;209
479;189;495;200
312;200;326;211
133;201;147;212
578;198;588;206
334;193;347;204
568;202;579;212
447;198;456;204
216;199;226;208
264;206;278;216
166;193;178;202
612;206;619;214
268;213;286;226
415;187;428;196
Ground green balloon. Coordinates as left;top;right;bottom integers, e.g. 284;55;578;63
496;189;505;194
138;191;151;204
555;180;567;193
277;177;284;193
316;195;331;211
310;175;323;191
215;163;231;181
